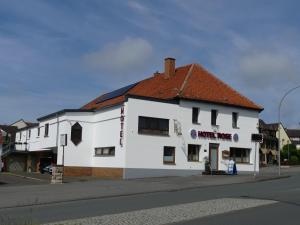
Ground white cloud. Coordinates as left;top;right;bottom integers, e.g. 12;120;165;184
238;51;299;88
83;37;153;74
127;1;149;13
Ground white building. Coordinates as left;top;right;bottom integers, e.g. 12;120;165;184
15;58;263;179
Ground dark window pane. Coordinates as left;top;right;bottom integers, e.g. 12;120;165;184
188;144;200;161
230;148;250;163
163;146;175;164
45;124;49;137
232;112;238;128
138;116;169;135
71;122;82;145
211;110;217;125
95;147;115;156
192;108;199;123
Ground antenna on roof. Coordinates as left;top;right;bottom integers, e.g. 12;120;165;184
154;71;160;77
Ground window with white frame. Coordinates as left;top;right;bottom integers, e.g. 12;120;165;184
192;107;200;124
232;112;238;128
230;147;250;163
44;123;49;137
163;146;175;164
211;109;218;126
95;147;115;156
188;144;200;162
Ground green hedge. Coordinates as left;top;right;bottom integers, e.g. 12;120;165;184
282;144;300;164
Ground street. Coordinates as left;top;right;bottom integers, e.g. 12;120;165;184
0;168;299;225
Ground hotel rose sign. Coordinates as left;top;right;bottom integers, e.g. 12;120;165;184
190;129;232;140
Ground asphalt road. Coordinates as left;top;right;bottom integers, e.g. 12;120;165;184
0;171;299;225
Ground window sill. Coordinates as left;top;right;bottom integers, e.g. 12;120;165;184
163;162;176;165
192;122;201;125
232;127;240;129
188;160;200;162
44;135;49;138
94;155;115;157
138;132;170;137
211;124;219;128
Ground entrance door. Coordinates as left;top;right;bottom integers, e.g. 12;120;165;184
209;143;219;171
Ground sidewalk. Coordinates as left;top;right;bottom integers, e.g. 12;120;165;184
0;172;289;209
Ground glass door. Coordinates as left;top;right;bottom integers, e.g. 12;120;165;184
209;143;219;171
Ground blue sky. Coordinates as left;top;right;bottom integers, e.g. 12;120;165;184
1;0;300;128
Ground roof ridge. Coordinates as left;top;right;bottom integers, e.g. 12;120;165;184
178;64;195;97
194;64;263;110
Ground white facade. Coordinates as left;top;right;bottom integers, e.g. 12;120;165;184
15;97;260;179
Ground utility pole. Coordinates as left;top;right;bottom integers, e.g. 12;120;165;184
278;85;300;176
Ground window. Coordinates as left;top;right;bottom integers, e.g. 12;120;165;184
37;127;40;137
230;148;250;163
192;107;199;124
28;130;31;139
232;112;238;128
71;122;82;145
95;147;115;156
19;132;22;140
138;116;169;135
163;146;175;164
188;144;200;162
211;110;218;126
44;123;49;137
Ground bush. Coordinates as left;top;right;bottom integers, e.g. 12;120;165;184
281;144;300;164
290;155;299;165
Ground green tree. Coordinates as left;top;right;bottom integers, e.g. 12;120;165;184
282;144;300;164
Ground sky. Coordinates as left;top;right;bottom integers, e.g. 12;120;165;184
0;0;300;128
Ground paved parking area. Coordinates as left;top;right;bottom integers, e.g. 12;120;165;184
0;172;48;186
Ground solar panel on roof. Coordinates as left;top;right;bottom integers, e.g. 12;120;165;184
96;82;138;104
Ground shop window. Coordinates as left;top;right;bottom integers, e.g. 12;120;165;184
44;123;49;137
95;147;115;156
192;107;200;124
163;146;175;164
232;112;238;128
211;109;218;126
71;122;82;145
138;116;169;135
188;144;200;162
230;147;250;163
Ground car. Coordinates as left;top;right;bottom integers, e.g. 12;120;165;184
41;165;53;174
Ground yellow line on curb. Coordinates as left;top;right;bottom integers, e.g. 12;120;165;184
4;172;46;182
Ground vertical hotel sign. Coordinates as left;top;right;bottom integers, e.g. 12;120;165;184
120;106;125;147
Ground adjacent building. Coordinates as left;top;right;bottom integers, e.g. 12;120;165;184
15;58;263;179
0;125;19;171
286;129;300;150
259;120;292;165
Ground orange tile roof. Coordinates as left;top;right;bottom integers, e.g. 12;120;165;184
82;63;263;111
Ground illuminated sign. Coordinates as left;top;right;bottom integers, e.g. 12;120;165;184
190;129;232;140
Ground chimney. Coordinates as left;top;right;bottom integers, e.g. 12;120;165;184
164;57;176;79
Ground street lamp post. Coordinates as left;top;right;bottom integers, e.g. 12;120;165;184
278;84;300;176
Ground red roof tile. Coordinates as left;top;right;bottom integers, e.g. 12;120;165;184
82;63;263;111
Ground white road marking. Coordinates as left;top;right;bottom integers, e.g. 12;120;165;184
45;198;277;225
